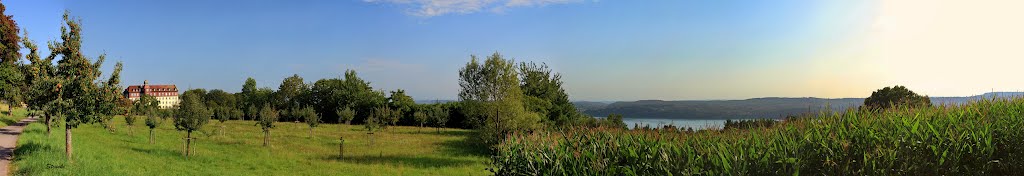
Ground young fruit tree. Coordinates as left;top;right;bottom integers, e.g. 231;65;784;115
213;107;240;135
135;94;159;143
365;106;389;147
257;105;278;147
174;90;212;158
336;106;355;125
431;105;449;133
43;12;126;162
413;110;428;131
144;113;161;144
294;106;319;138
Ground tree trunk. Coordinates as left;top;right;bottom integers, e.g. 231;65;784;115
309;126;313;138
65;125;73;163
266;129;274;146
185;131;192;158
45;115;51;137
149;128;154;144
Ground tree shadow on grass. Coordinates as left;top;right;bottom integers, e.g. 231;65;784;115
321;154;482;169
128;147;181;158
437;134;491;158
396;130;474;137
12;141;52;161
0;118;17;127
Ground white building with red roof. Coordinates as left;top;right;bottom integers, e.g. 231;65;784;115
123;80;180;109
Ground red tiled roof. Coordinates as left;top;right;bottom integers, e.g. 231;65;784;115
124;85;178;93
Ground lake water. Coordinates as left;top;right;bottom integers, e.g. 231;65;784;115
622;118;731;130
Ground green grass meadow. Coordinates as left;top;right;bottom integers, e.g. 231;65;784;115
12;116;490;175
0;103;29;127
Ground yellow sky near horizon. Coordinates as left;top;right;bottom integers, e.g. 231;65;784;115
808;0;1024;98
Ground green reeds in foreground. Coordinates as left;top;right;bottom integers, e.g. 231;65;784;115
491;97;1024;175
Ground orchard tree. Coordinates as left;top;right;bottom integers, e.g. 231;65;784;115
20;30;55;130
213;106;240;135
174;89;212;158
135;94;159;144
21;32;59;136
293;106;319;137
336;106;355;125
256;105;278;147
365;106;390;146
430;105;449;133
413;110;427;131
45;12;126;162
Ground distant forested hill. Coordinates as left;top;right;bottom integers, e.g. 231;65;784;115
580;92;1024;120
572;101;612;111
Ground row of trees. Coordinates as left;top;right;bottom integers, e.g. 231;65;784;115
0;8;130;163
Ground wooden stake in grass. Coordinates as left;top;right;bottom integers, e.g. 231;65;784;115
338;136;345;160
294;106;319;138
173;89;212;158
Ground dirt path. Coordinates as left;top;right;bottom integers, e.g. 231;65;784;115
0;117;37;176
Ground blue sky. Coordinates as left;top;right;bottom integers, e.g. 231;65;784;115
11;0;1020;101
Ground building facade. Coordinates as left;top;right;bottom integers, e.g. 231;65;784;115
123;80;180;109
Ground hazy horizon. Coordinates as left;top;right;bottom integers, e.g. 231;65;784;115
7;0;1024;101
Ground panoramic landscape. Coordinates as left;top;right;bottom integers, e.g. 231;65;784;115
0;0;1023;175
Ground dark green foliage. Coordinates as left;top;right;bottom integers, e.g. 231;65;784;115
388;89;415;125
0;61;22;109
309;70;386;124
518;61;582;126
275;74;308;121
429;104;449;132
174;89;211;133
864;85;932;110
240;77;258;119
723;119;777;130
597;113;628;129
492;98;1024;175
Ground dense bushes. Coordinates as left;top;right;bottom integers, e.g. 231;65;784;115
491;97;1024;175
723;119;778;130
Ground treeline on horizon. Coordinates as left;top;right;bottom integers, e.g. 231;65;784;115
0;8;630;163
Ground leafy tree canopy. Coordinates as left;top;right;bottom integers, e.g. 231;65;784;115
864;85;932;110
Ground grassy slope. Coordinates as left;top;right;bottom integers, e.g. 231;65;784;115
13;117;490;175
0;103;29;127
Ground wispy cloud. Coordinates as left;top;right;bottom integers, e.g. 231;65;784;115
364;0;587;17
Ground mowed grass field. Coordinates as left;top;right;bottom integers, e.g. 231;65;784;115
12;115;491;175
